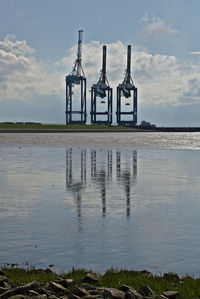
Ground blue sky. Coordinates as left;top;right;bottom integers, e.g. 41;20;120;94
0;0;200;126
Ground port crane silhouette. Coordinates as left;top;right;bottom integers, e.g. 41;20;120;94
65;31;138;126
91;45;113;125
65;30;87;124
116;45;137;126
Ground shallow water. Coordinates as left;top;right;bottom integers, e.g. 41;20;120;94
0;132;200;276
0;131;200;150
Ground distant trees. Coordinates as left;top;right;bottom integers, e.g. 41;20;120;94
139;120;156;129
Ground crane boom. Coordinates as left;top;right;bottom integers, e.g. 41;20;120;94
102;45;106;84
121;45;134;98
92;45;109;98
126;45;131;84
67;30;85;84
77;30;83;63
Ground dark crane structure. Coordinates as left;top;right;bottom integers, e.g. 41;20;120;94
90;45;112;125
65;30;87;124
116;45;137;126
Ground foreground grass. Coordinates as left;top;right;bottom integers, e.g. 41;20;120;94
2;267;200;298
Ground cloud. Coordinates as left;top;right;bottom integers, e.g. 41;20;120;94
16;10;25;17
1;34;200;115
132;50;200;106
0;34;34;56
0;35;63;102
140;14;178;39
190;51;200;55
80;41;200;107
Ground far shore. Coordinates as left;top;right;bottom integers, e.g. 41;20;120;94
0;128;149;133
0;123;200;133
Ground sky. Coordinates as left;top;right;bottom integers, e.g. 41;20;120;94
0;0;200;126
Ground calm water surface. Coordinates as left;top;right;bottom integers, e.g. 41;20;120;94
0;132;200;276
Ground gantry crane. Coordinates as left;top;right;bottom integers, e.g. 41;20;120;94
90;45;112;125
116;45;137;126
65;30;87;124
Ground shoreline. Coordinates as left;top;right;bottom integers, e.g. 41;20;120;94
0;267;197;298
0;128;200;133
0;124;147;133
0;129;148;133
1;123;200;133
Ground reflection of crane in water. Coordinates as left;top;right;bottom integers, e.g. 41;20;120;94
91;149;112;217
122;171;131;217
66;148;137;221
97;170;106;217
116;150;137;217
66;148;87;231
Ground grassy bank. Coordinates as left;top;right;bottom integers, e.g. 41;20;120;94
2;267;200;298
0;123;143;132
1;123;200;133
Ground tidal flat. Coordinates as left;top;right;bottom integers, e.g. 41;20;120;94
0;132;200;278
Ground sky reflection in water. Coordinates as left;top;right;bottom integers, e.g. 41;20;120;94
0;143;200;276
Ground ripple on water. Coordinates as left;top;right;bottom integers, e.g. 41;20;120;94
0;132;200;150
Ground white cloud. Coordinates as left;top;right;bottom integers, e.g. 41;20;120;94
80;40;200;107
133;50;200;106
1;34;200;110
140;14;178;39
190;51;200;55
0;35;63;102
0;34;34;56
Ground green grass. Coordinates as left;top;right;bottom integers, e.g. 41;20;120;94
0;123;140;131
2;267;200;298
2;267;57;286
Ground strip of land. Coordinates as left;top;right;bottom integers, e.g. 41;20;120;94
0;123;147;133
0;123;200;133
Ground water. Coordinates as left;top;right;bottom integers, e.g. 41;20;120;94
0;132;200;276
